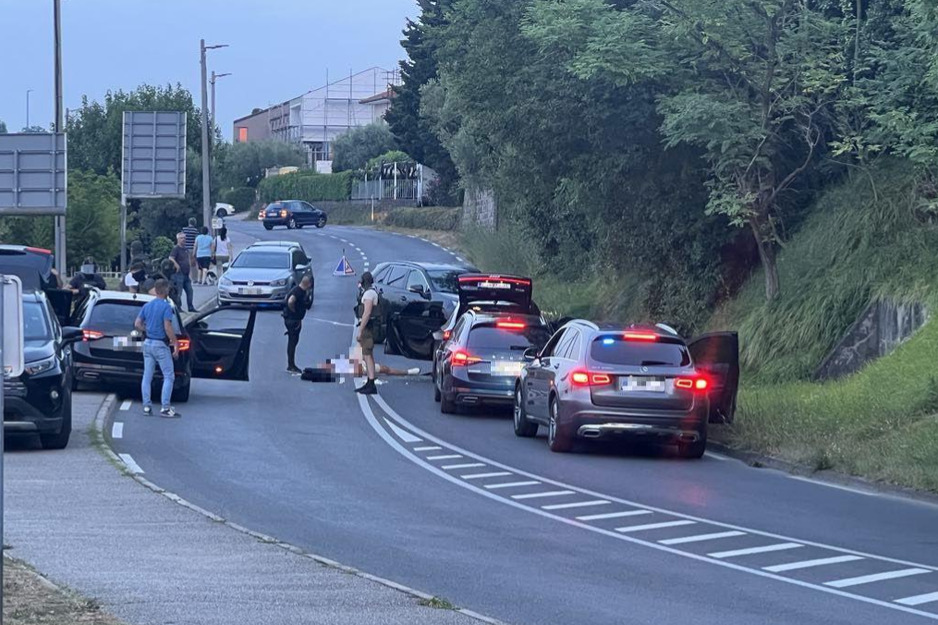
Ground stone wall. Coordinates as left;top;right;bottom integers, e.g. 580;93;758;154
814;299;929;381
462;187;497;230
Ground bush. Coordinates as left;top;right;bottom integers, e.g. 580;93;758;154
221;187;255;212
257;171;352;203
151;236;175;262
383;207;460;231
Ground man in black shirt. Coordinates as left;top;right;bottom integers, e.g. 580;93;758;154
283;275;313;374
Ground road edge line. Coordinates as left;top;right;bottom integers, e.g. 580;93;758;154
91;392;506;625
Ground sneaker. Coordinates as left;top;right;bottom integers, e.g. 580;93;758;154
160;407;181;418
355;380;378;395
287;366;302;375
143;406;152;416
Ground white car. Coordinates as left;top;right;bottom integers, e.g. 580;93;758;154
215;203;236;218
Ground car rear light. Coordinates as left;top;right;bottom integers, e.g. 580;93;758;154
442;330;452;340
451;350;482;366
25;246;52;255
82;329;104;341
457;276;532;286
624;331;657;341
571;370;612;386
496;321;526;330
675;376;708;391
177;338;191;352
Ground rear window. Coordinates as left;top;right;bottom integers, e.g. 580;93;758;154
589;337;690;367
0;250;53;290
467;324;551;351
87;302;181;335
427;270;461;294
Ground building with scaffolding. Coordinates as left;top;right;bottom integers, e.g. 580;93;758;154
233;67;400;173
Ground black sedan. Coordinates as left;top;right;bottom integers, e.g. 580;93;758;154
71;290;257;402
262;201;327;230
3;291;81;449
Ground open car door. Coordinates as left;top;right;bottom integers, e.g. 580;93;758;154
687;332;739;424
386;301;446;360
185;306;257;381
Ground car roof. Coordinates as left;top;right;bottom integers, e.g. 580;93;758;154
571;321;684;341
377;261;467;272
247;241;302;249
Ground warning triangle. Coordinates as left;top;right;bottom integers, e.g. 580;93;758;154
333;255;356;276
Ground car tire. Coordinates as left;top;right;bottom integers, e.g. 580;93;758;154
296;223;305;229
677;427;707;459
287;217;297;230
433;361;441;402
316;217;326;228
440;375;456;414
39;391;72;450
216;208;227;218
547;397;573;453
513;386;538;438
172;379;191;403
264;223;273;231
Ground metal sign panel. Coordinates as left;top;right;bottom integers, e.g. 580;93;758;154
1;275;24;379
122;111;187;198
0;133;67;216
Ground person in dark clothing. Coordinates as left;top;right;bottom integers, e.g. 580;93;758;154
182;217;200;281
283;275;313;374
168;232;196;312
129;240;152;273
68;257;107;293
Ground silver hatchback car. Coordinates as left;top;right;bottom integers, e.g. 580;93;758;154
216;242;313;308
513;322;738;458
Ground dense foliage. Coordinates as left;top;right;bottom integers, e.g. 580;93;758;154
257;171;352;203
382;206;460;231
331;123;398;172
220;187;257;212
216;140;305;189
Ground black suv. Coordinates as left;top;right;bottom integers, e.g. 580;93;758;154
3;291;82;449
262;200;327;230
0;245;73;325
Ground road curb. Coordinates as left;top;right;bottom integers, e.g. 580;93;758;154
93;395;508;625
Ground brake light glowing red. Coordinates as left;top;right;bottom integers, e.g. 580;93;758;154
82;329;103;341
675;376;708;391
571;371;612;386
177;338;191;352
458;276;531;286
280;210;288;218
624;332;657;341
452;350;482;366
496;321;526;330
25;246;52;255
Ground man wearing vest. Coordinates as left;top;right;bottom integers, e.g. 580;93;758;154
355;272;380;395
283;275;313;374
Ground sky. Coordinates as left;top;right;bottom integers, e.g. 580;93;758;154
0;0;417;138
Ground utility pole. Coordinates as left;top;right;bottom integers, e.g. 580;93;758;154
53;0;66;276
210;71;232;127
26;89;33;129
200;40;228;231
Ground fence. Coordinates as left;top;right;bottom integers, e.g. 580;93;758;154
352;178;419;201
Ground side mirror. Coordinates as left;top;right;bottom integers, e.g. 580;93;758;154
523;347;539;362
61;326;83;343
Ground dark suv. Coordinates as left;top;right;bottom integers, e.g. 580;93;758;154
513;322;738;458
3;291;81;449
262;200;327;230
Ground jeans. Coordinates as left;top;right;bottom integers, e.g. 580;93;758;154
284;319;302;369
142;340;175;408
172;273;195;311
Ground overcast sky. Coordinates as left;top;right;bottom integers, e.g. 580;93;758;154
0;0;417;138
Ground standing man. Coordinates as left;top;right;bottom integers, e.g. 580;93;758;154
355;271;379;395
169;232;196;312
283;275;313;374
135;279;181;418
182;217;200;283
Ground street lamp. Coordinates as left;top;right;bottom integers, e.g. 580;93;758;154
25;89;33;129
210;71;232;127
200;40;228;230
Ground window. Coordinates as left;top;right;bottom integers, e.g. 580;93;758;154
23;301;52;341
88;301;182;335
542;329;567;358
553;330;577;360
406;270;430;292
373;266;392;285
467;324;552;351
426;269;461;294
558;330;581;360
194;308;250;335
232;251;290;269
589;336;690;367
237;127;248;142
385;266;409;286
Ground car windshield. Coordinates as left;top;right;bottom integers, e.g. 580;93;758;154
232;251;289;269
427;270;461;294
467;324;552;351
589;336;690;367
23;301;52;341
88;301;182;335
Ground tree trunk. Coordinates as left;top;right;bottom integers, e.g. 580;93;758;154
750;217;780;302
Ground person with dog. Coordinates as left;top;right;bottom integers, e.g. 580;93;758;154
194;226;214;285
283;275;313;374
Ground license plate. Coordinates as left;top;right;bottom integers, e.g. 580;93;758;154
239;287;262;295
620;376;665;393
112;336;141;351
492;361;523;376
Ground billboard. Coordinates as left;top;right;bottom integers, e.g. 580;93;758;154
122;111;187;198
0;133;67;216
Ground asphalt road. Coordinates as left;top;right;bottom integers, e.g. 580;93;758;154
111;219;938;625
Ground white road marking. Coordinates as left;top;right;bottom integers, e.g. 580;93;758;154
413;445;442;452
659;531;746;546
383;419;421;443
709;543;804;559
576;510;653;521
442;463;485;470
455;257;466;263
704;451;729;461
511;490;575;501
485;481;540;490
788;475;877;497
462;472;511;480
308;317;355;328
111;422;124;439
542;500;610;511
120;400;132;411
362;256;368;261
118;453;143;474
826;569;931;589
896;592;938;607
426;454;462;461
616;520;697;533
432;242;441;247
764;555;864;573
360;396;938;622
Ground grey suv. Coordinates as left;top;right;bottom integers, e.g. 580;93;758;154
513;322;738;458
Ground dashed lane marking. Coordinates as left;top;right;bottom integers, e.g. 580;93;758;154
659;531;746;546
463;472;511;480
511;490;575;501
826;569;931;589
577;510;652;521
764;555;864;573
541;500;610;511
898;593;938;607
485;481;540;490
709;543;804;559
111;422;124;439
617;520;697;533
120;400;132;411
426;454;462;461
413;446;442;452
442;463;486;471
118;453;144;474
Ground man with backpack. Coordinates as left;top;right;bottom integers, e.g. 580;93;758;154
355;271;380;395
283;275;313;374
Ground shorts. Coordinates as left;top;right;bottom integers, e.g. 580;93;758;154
359;327;375;356
196;257;211;270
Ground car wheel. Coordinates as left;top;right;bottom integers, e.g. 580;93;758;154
547;397;573;453
677;426;707;459
288;217;297;230
316;217;326;228
513;386;538;438
433;360;441;402
172;379;191;403
216;208;227;218
40;390;72;450
440;374;456;414
264;223;273;231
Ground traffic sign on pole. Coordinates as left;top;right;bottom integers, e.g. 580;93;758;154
0;133;67;216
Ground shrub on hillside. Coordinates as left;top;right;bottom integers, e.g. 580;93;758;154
383;207;460;231
257;171;352;203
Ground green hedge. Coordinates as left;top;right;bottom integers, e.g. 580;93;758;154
383;207;461;231
257;171;352;203
220;187;256;212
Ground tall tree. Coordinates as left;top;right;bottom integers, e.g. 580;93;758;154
0;120;7;133
331;123;398;172
215;139;305;189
